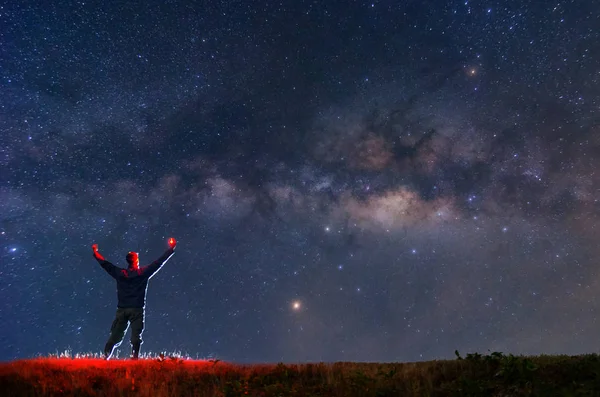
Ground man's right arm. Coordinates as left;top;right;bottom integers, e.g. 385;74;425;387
143;238;177;278
92;244;120;279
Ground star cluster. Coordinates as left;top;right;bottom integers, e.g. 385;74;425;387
1;0;599;362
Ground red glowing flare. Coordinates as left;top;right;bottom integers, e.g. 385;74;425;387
168;237;177;248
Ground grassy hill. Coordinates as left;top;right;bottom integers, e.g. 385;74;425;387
1;351;600;396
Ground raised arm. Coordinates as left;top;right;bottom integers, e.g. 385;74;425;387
92;244;121;279
143;238;177;278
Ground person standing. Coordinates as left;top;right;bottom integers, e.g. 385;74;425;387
92;238;177;359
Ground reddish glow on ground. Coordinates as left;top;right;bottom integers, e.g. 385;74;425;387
0;357;245;395
2;357;216;371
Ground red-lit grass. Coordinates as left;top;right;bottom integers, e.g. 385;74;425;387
2;352;600;396
2;356;229;396
0;356;456;396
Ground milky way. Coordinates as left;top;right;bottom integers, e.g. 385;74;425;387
1;0;600;362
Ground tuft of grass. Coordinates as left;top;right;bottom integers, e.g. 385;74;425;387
2;351;600;396
46;349;197;361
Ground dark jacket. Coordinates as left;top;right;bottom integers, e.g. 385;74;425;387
96;248;175;308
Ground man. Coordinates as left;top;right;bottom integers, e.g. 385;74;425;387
92;237;177;360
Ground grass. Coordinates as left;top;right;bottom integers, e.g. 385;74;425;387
2;351;600;396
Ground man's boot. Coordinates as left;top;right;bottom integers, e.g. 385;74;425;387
104;343;116;360
131;342;141;360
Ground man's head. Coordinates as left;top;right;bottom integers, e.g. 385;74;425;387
126;252;140;270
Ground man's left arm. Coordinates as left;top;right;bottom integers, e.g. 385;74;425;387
144;238;176;278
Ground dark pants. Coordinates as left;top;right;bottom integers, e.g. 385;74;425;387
104;307;144;359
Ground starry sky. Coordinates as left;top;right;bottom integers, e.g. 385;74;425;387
1;0;600;363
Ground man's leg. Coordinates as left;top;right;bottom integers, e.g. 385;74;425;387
128;308;145;359
104;308;129;360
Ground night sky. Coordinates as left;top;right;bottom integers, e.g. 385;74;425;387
2;0;600;363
